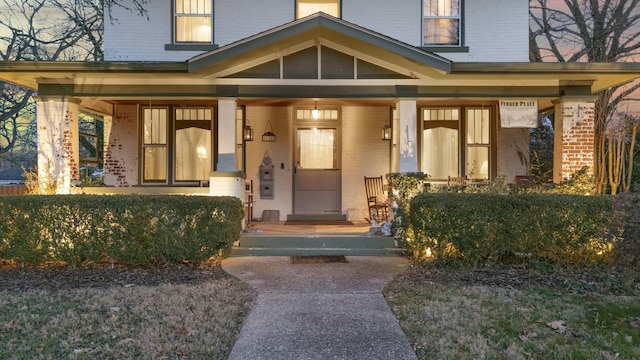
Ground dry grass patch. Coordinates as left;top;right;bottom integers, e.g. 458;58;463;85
385;265;640;360
0;265;255;359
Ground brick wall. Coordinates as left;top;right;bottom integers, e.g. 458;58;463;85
554;101;595;182
103;105;139;186
36;97;80;194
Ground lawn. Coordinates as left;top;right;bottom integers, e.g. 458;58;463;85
384;264;640;360
0;263;255;359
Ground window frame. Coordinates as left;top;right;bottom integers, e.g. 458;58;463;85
140;106;216;185
419;105;496;182
421;0;467;50
295;0;341;19
167;0;217;51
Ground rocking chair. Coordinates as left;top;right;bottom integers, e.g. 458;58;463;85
364;176;390;222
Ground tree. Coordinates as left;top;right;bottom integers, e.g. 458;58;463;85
0;0;148;176
530;0;640;193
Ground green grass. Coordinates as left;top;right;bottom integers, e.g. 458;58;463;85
0;275;254;359
385;268;640;360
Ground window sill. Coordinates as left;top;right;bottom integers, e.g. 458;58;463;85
164;43;219;51
420;46;470;53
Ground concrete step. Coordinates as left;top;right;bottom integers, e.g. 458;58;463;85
230;235;405;257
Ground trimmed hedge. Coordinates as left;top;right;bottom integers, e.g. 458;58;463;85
0;195;243;266
409;193;613;266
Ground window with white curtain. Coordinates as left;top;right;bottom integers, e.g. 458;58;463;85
175;0;212;43
423;0;461;46
422;108;459;180
421;107;492;181
296;0;340;19
175;108;212;181
297;128;336;169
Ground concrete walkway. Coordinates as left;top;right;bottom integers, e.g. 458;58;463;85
222;256;417;360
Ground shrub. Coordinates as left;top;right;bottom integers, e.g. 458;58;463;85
387;172;428;253
611;192;640;266
0;195;243;266
409;193;613;266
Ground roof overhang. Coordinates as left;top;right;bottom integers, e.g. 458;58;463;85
0;12;639;99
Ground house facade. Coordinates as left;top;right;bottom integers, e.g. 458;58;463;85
1;0;640;221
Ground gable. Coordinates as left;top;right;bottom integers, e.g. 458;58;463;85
224;45;412;80
187;13;451;80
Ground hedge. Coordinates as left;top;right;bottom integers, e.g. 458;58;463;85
0;195;244;266
409;193;613;266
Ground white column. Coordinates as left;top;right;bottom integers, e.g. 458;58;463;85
217;98;238;172
35;96;80;194
396;99;418;172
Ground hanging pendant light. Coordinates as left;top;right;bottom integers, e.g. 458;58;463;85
311;101;320;120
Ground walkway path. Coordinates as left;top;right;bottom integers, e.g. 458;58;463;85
222;256;417;360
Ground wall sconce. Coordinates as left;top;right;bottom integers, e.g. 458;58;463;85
381;124;391;141
243;124;254;141
311;101;320;120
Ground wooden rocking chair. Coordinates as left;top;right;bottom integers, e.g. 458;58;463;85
364;176;390;222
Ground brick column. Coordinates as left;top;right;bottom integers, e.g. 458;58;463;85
395;99;418;172
103;105;139;187
553;98;596;183
35;96;81;194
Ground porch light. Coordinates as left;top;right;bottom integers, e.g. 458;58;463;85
243;125;254;141
261;120;276;142
311;102;320;120
382;124;391;141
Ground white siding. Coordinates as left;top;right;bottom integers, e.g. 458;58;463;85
215;0;293;47
104;0;529;63
244;106;293;221
341;106;391;221
342;0;421;46
104;2;204;61
496;128;530;183
442;0;530;62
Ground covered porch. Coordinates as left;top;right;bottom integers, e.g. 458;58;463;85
2;14;640;223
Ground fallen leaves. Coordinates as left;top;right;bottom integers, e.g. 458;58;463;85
547;320;568;334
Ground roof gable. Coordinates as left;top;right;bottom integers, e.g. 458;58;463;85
187;13;451;79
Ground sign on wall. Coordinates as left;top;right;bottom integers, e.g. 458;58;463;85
499;100;538;128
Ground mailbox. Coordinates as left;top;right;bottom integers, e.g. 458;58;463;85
259;154;274;199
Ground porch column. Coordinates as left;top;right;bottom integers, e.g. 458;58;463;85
553;98;596;183
395;99;419;172
217;98;238;171
35;96;81;194
211;98;244;199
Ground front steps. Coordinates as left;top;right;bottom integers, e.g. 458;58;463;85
230;235;405;257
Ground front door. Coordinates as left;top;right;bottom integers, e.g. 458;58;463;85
294;126;341;214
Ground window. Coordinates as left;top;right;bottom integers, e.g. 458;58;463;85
466;108;490;180
175;108;212;181
296;0;340;19
141;107;214;184
175;0;212;43
143;108;168;182
421;106;492;181
423;0;461;46
422;108;459;180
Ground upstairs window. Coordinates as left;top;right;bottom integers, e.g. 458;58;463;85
175;0;213;43
296;0;340;19
423;0;461;46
